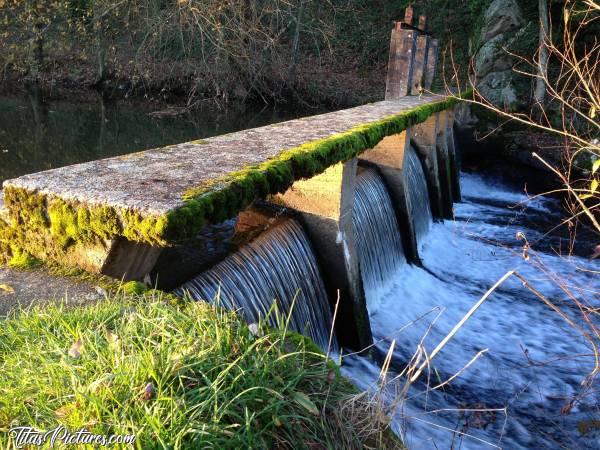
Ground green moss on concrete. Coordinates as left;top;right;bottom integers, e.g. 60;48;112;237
8;247;41;269
0;93;469;269
47;198;121;248
173;93;468;242
0;185;172;269
121;280;149;295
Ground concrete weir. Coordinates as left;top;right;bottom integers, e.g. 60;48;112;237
359;132;421;263
272;160;372;350
0;6;465;350
1;94;459;269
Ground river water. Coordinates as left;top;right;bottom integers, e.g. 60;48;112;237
0;92;307;185
343;170;599;449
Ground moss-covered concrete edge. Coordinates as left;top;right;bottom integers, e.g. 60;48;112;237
0;92;469;266
171;92;470;240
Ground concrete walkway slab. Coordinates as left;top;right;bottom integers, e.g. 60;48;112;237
4;95;450;219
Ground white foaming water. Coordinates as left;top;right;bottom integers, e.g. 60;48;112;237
343;171;599;449
460;172;553;213
353;169;406;315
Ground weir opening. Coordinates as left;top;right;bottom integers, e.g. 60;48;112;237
353;168;405;312
404;145;433;244
174;219;335;352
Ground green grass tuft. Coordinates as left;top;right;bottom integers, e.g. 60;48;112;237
120;281;149;296
0;293;400;449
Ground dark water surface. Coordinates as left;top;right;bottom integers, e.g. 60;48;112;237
0;91;314;185
344;170;599;449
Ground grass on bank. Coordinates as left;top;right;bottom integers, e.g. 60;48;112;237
0;290;400;449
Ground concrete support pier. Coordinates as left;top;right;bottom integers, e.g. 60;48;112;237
435;111;454;219
445;109;462;202
359;132;420;263
272;160;373;351
101;240;162;281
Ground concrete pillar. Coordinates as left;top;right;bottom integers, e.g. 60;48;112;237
359;132;420;263
445;109;462;202
411;114;444;218
272;159;372;351
101;239;162;281
424;38;439;90
435;111;454;219
385;22;417;100
410;34;430;95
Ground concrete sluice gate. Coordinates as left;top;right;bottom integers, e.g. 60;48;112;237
170;119;461;352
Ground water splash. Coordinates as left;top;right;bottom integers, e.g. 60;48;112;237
405;145;433;242
353;168;406;312
174;219;335;351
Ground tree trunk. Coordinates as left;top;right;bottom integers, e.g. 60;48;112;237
534;0;550;107
287;0;303;87
32;15;44;80
93;6;106;84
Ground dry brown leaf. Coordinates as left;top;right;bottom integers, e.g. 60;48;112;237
68;339;83;359
0;284;15;294
141;382;155;401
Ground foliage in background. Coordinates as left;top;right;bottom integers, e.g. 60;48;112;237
460;0;599;233
0;0;498;105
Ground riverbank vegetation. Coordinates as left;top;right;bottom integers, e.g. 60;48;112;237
457;0;599;241
0;0;495;107
0;289;401;449
452;0;599;421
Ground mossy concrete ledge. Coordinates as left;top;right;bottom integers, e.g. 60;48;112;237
0;93;466;277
